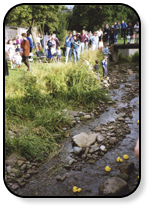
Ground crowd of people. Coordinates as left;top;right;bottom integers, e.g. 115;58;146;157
5;20;139;78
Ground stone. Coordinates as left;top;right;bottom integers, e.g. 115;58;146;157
10;173;15;177
107;101;113;104
72;132;97;148
19;182;26;187
11;168;18;173
5;154;17;167
71;120;76;125
62;128;67;131
69;111;79;117
21;164;27;170
84;147;89;156
69;159;74;165
17;160;25;166
23;174;30;179
88;159;95;164
100;145;106;151
118;117;125;122
99;176;128;196
84;115;91;119
11;183;19;190
61;175;66;181
16;177;24;184
75;117;80;121
115;173;129;181
7;166;12;173
73;147;82;155
64;130;70;138
27;169;38;174
64;165;71;170
56;175;61;181
97;133;105;143
119;162;134;174
93;127;103;132
89;145;100;153
109;137;116;145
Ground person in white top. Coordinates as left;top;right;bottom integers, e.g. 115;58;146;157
57;46;62;62
97;28;103;43
6;39;15;69
13;51;22;68
134;22;139;44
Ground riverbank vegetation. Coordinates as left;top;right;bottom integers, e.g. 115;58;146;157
5;50;110;160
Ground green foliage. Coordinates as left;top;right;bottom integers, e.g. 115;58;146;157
117;52;130;63
131;50;139;63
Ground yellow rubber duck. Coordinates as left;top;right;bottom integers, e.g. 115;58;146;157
105;166;111;172
73;186;82;193
137;120;139;124
123;155;129;160
116;157;121;162
138;102;139;105
120;158;123;162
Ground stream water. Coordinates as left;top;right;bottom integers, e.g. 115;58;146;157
15;65;139;197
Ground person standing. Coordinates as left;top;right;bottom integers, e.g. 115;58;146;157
47;36;53;61
103;24;110;45
114;22;119;44
126;23;133;44
21;33;30;71
72;35;80;63
16;35;23;46
134;22;139;44
97;28;103;43
102;56;108;77
120;20;127;39
90;32;97;51
79;30;86;54
27;33;33;57
65;32;72;64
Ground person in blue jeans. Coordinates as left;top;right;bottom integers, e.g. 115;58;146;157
65;32;72;64
71;35;80;63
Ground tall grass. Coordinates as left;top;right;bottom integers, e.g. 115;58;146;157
5;49;109;160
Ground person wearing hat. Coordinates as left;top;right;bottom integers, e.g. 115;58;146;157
21;33;30;71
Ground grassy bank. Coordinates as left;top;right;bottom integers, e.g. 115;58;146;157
5;49;110;160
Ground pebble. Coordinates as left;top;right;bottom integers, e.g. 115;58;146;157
100;145;106;151
7;166;12;173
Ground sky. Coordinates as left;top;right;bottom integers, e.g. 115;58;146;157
65;5;74;9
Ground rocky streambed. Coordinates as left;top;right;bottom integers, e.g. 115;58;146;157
5;63;140;197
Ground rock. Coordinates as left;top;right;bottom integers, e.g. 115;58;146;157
72;132;97;148
27;169;38;174
118;117;125;122
64;130;70;138
56;175;61;181
69;111;79;117
5;154;17;167
93;127;103;132
129;114;133;119
21;164;27;170
115;173;129;181
82;154;86;159
19;182;26;187
61;175;66;181
16;177;24;184
110;133;116;137
97;133;105;143
7;166;12;173
84;115;91;119
62;109;67;114
100;145;106;151
119;162;134;174
11;183;19;190
73;147;82;155
69;159;75;165
71;120;76;125
10;173;15;177
17;160;25;166
109;137;116;145
88;159;95;164
62;128;67;131
75;117;80;121
11;168;18;173
107;101;113;104
23;174;30;179
84;147;89;156
99;177;128;196
89;145;100;153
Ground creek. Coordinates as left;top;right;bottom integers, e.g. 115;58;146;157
15;63;139;197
